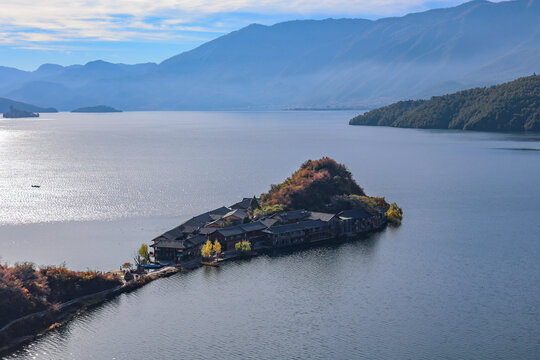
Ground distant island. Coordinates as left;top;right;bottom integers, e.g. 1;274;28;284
71;105;122;113
349;75;540;132
3;106;39;118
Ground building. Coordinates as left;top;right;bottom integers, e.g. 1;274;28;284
338;208;385;235
300;219;334;243
207;209;248;227
263;223;305;247
151;234;207;263
209;221;268;251
152;202;387;262
151;206;231;262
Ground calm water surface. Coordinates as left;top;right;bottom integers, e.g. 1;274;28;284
1;112;539;359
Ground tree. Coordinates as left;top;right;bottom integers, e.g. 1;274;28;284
218;219;233;228
386;203;403;226
138;243;150;263
121;262;132;271
201;240;213;258
213;240;222;255
234;240;251;254
247;196;260;218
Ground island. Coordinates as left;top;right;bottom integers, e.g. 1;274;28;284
71;105;122;113
349;74;540;132
0;157;401;355
3;106;39;118
150;157;402;266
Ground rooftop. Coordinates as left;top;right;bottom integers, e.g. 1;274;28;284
216;221;268;237
229;198;252;210
339;208;372;219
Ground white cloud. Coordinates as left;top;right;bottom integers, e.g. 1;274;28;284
0;0;470;45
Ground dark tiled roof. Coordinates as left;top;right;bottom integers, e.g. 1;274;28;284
152;226;186;242
339;209;372;219
151;240;186;249
272;210;310;223
260;218;279;228
240;221;267;232
308;211;337;222
217;226;246;237
185;234;207;247
179;206;231;229
299;219;329;230
152;206;230;242
263;223;304;235
199;227;218;235
216;221;267;237
224;209;247;219
229;198;252;210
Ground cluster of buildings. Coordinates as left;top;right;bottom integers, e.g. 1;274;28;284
151;198;387;264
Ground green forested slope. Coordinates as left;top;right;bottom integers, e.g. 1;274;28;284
349;75;540;131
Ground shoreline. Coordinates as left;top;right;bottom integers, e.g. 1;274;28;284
0;228;387;357
0;266;180;356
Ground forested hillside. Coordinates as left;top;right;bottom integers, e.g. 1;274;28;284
349;75;540;131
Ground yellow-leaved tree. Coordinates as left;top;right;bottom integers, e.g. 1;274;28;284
213;240;222;255
234;240;251;254
386;203;403;226
201;240;213;258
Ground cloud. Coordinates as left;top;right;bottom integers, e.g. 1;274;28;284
0;0;470;47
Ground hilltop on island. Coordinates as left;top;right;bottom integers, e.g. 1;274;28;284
71;105;122;113
349;75;540;132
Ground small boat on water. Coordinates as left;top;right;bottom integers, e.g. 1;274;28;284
31;185;40;188
201;261;219;267
138;264;162;270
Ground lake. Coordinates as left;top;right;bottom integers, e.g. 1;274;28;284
1;111;539;359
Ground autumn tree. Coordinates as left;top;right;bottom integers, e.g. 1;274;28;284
386;203;403;226
201;240;213;258
213;240;222;255
234;240;251;254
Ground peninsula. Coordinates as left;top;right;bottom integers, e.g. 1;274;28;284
0;158;401;355
71;105;122;113
349;75;540;132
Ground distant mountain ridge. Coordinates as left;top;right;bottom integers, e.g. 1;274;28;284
1;0;539;110
349;74;540;131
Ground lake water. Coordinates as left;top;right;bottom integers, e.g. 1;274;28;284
1;111;539;359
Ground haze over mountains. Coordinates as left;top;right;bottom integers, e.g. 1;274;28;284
1;0;539;111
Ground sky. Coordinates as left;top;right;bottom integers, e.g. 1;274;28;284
0;0;487;70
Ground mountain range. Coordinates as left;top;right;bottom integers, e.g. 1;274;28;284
1;0;539;111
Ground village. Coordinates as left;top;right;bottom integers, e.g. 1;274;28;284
149;196;388;268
